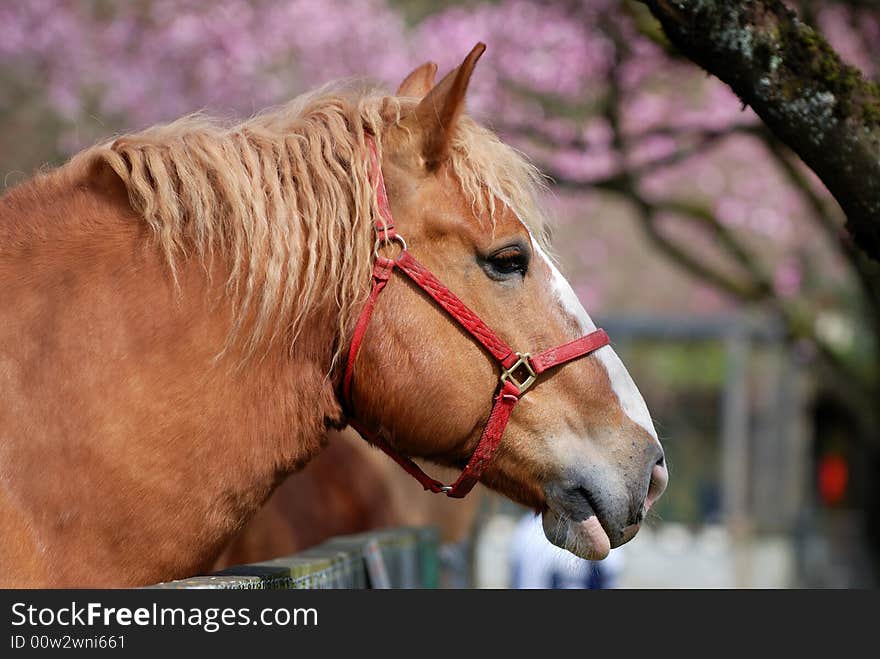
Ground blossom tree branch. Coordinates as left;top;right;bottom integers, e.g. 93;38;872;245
758;128;880;332
598;18;879;437
626;187;879;434
638;0;880;261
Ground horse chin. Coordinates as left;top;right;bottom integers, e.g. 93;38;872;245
541;509;611;561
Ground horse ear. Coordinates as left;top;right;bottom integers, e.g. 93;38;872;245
396;62;438;98
407;42;485;169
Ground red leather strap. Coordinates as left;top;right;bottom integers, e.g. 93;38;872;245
444;380;520;498
342;136;611;499
347;419;448;493
342;256;395;406
365;135;396;242
395;250;518;369
529;329;610;375
347;382;521;498
341;245;523;497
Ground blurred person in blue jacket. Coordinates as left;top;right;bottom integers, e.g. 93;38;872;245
509;512;624;589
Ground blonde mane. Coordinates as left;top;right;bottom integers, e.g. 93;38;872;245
80;85;551;363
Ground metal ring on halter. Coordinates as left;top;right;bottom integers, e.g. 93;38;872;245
373;233;407;259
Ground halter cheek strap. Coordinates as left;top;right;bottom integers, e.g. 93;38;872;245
341;135;610;499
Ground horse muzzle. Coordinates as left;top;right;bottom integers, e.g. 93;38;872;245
541;447;668;560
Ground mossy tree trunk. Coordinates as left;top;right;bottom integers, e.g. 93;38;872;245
637;0;880;584
639;0;880;262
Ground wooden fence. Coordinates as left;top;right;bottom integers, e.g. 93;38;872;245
147;526;439;589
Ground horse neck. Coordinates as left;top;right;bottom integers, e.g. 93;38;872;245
0;168;345;586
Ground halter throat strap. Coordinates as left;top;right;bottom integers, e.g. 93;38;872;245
341;135;610;498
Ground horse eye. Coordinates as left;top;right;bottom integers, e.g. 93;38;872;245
483;245;529;280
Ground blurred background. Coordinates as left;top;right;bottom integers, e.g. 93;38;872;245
2;0;878;588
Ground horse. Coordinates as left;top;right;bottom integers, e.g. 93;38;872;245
213;427;482;571
0;43;667;587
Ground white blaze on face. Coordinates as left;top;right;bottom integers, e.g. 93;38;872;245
532;242;658;441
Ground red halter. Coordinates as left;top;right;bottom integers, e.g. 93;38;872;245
342;136;610;498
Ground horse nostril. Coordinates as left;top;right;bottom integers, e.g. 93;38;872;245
573;486;597;514
562;485;603;525
645;459;668;513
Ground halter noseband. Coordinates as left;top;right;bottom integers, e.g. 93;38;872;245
341;136;610;499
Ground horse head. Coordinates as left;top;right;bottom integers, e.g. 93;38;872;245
345;44;667;560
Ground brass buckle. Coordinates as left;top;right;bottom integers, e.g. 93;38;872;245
500;352;537;394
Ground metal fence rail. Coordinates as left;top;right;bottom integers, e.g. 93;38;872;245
147;526;439;589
